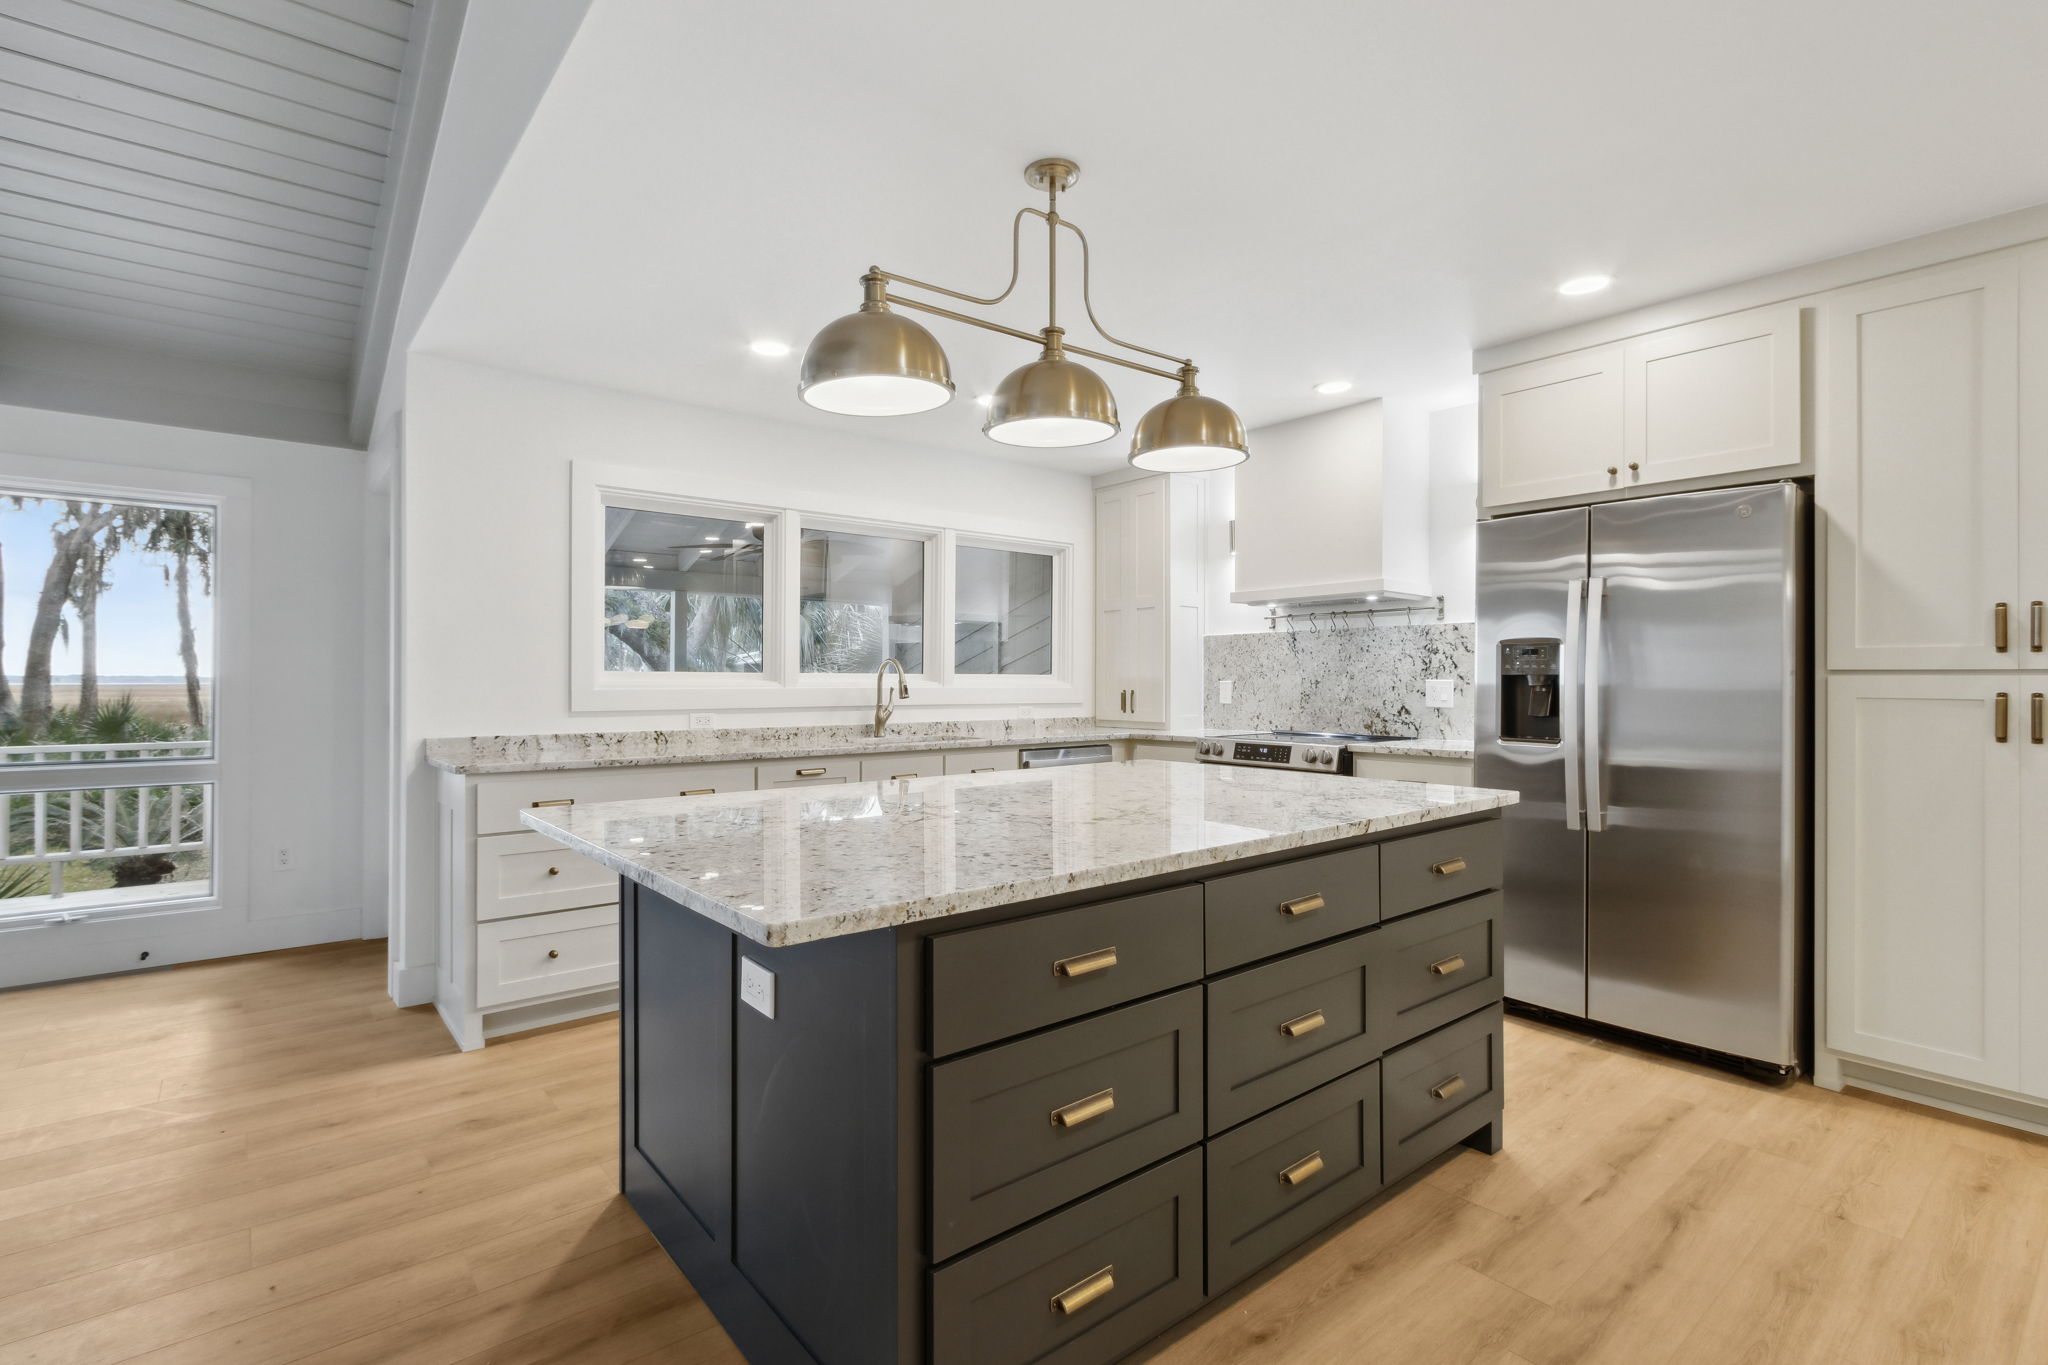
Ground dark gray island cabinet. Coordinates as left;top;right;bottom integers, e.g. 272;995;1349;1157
523;761;1516;1365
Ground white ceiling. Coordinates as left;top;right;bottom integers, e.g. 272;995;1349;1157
416;0;2048;474
0;0;415;381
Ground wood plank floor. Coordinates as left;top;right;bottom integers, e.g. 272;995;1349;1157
2;942;2046;1364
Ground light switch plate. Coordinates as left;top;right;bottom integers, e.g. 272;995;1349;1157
1425;678;1455;708
1218;679;1233;704
740;957;776;1019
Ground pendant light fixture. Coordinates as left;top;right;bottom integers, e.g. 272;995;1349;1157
799;158;1249;470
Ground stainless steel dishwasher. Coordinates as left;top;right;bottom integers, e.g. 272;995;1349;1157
1017;743;1114;768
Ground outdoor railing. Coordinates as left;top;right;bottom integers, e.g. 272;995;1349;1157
0;742;211;899
0;740;211;764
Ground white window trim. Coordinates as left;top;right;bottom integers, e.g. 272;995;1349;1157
571;462;1083;713
0;459;245;929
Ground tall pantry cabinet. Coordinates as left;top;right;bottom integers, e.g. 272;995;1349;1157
1820;241;2048;1114
1094;474;1202;732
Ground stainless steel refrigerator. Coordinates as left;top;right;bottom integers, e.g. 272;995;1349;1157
1476;482;1807;1074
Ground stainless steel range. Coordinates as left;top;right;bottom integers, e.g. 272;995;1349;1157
1193;730;1405;773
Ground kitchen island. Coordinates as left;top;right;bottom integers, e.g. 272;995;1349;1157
524;760;1517;1365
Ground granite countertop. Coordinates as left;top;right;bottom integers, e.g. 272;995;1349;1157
425;721;1221;775
1348;739;1475;761
521;760;1518;947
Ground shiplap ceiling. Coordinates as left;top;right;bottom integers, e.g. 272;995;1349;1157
0;0;415;381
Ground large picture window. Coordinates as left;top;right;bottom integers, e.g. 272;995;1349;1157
573;466;1076;711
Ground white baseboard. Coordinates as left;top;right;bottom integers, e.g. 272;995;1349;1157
0;905;365;991
387;959;436;1008
1832;1056;2048;1139
483;989;621;1042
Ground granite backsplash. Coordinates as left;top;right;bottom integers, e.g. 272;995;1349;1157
1202;621;1474;744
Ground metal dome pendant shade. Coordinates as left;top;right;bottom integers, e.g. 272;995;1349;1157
798;157;1247;466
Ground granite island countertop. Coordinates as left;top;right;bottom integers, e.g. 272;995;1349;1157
521;759;1517;946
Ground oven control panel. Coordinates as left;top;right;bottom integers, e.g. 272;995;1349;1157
1195;739;1342;770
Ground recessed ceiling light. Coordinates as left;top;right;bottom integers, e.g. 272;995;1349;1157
703;535;721;542
1557;274;1613;297
974;393;994;407
749;339;792;357
630;556;647;563
1313;379;1353;396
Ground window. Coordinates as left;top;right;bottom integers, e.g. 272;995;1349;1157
603;507;766;674
954;545;1055;676
799;527;926;675
0;490;216;917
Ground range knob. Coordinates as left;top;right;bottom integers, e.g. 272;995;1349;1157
1317;749;1336;766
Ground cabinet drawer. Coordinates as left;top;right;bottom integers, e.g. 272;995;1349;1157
1380;821;1501;919
475;763;757;835
1372;892;1504;1049
859;752;946;781
930;989;1203;1261
474;831;615;922
944;748;1018;774
1382;1006;1503;1184
475;904;620;1008
757;758;858;787
932;1150;1203;1365
1204;845;1380;973
1206;1063;1382;1294
931;887;1204;1057
1206;933;1383;1133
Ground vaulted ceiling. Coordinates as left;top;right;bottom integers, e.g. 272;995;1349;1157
0;0;415;384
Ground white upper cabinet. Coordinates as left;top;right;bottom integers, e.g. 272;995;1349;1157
1480;302;1806;512
1622;304;1803;487
1821;254;2021;670
1825;673;2021;1091
2021;243;2048;662
1480;345;1625;508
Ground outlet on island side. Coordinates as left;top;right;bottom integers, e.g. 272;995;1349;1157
740;956;776;1019
272;845;295;871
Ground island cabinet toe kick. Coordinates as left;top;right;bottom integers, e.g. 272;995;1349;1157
612;812;1508;1365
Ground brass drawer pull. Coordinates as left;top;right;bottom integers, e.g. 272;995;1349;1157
1278;1151;1325;1187
2034;601;2045;653
530;798;574;808
1279;1009;1327;1039
890;773;919;781
1996;601;2010;652
1279;893;1325;917
972;767;996;773
1050;1088;1116;1128
1052;947;1118;978
1428;953;1467;976
546;866;560;877
681;788;715;796
795;767;828;778
1430;857;1468;876
546;949;561;960
1430;1074;1467;1101
1996;692;2010;744
1050;1265;1115;1316
2035;693;2045;746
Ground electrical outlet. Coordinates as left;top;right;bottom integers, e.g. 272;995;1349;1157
740;957;776;1019
1425;679;1455;709
1218;679;1234;705
689;712;716;729
272;845;295;871
1017;705;1037;720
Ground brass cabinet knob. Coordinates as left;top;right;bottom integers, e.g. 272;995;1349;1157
1052;947;1118;978
1628;461;1640;473
1606;466;1619;476
1279;1009;1327;1039
546;866;560;877
1050;1266;1115;1316
1050;1088;1116;1128
1279;1151;1326;1187
1279;893;1325;917
546;949;561;960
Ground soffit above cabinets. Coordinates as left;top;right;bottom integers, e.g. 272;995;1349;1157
0;0;417;382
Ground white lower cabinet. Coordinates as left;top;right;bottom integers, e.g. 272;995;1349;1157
1825;674;2024;1091
943;749;1017;774
476;903;621;1009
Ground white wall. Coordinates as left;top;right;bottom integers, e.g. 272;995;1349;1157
0;404;368;986
389;354;1097;995
1428;404;1479;623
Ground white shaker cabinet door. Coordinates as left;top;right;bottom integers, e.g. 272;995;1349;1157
2019;243;2048;659
1826;674;2021;1090
1622;304;1804;490
1094;483;1132;719
2023;683;2048;1098
1479;344;1625;510
1821;254;2021;670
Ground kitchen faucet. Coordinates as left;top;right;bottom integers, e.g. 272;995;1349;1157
874;658;909;737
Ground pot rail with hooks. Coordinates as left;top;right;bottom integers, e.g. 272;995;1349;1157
1264;597;1447;633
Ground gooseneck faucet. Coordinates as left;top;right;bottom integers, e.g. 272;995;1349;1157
874;658;909;737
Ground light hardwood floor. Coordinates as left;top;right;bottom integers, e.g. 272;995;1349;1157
3;942;2046;1364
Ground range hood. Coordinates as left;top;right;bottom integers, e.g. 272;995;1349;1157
1229;399;1434;606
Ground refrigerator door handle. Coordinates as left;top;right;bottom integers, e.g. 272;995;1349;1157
1584;576;1607;832
1562;578;1584;831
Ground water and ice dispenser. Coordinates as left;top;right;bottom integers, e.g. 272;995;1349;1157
1497;639;1561;743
